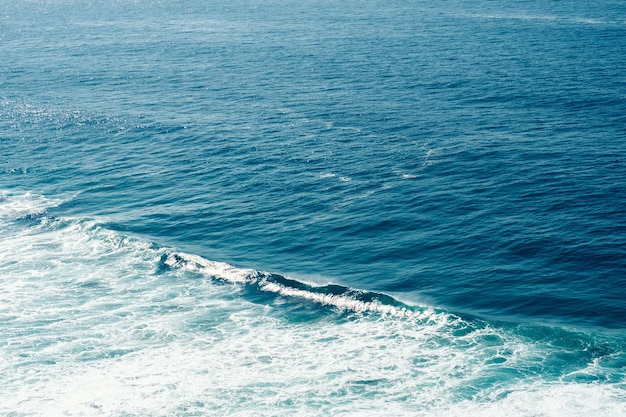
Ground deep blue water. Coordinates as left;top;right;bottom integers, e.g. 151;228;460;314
1;0;625;415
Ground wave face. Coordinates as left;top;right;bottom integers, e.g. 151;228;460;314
1;192;625;416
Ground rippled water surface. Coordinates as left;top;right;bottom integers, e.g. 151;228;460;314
1;0;625;415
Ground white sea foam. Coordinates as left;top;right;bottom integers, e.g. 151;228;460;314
0;190;67;226
164;251;257;284
318;172;352;182
445;384;626;417
319;172;337;179
1;196;625;417
462;12;612;26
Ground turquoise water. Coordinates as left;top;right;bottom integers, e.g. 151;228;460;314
1;0;625;415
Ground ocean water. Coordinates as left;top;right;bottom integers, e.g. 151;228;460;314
1;0;625;415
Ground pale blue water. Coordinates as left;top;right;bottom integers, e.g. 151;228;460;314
1;0;625;415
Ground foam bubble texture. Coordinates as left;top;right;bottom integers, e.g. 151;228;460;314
1;198;624;416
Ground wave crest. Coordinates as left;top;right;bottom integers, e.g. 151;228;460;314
164;252;432;319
